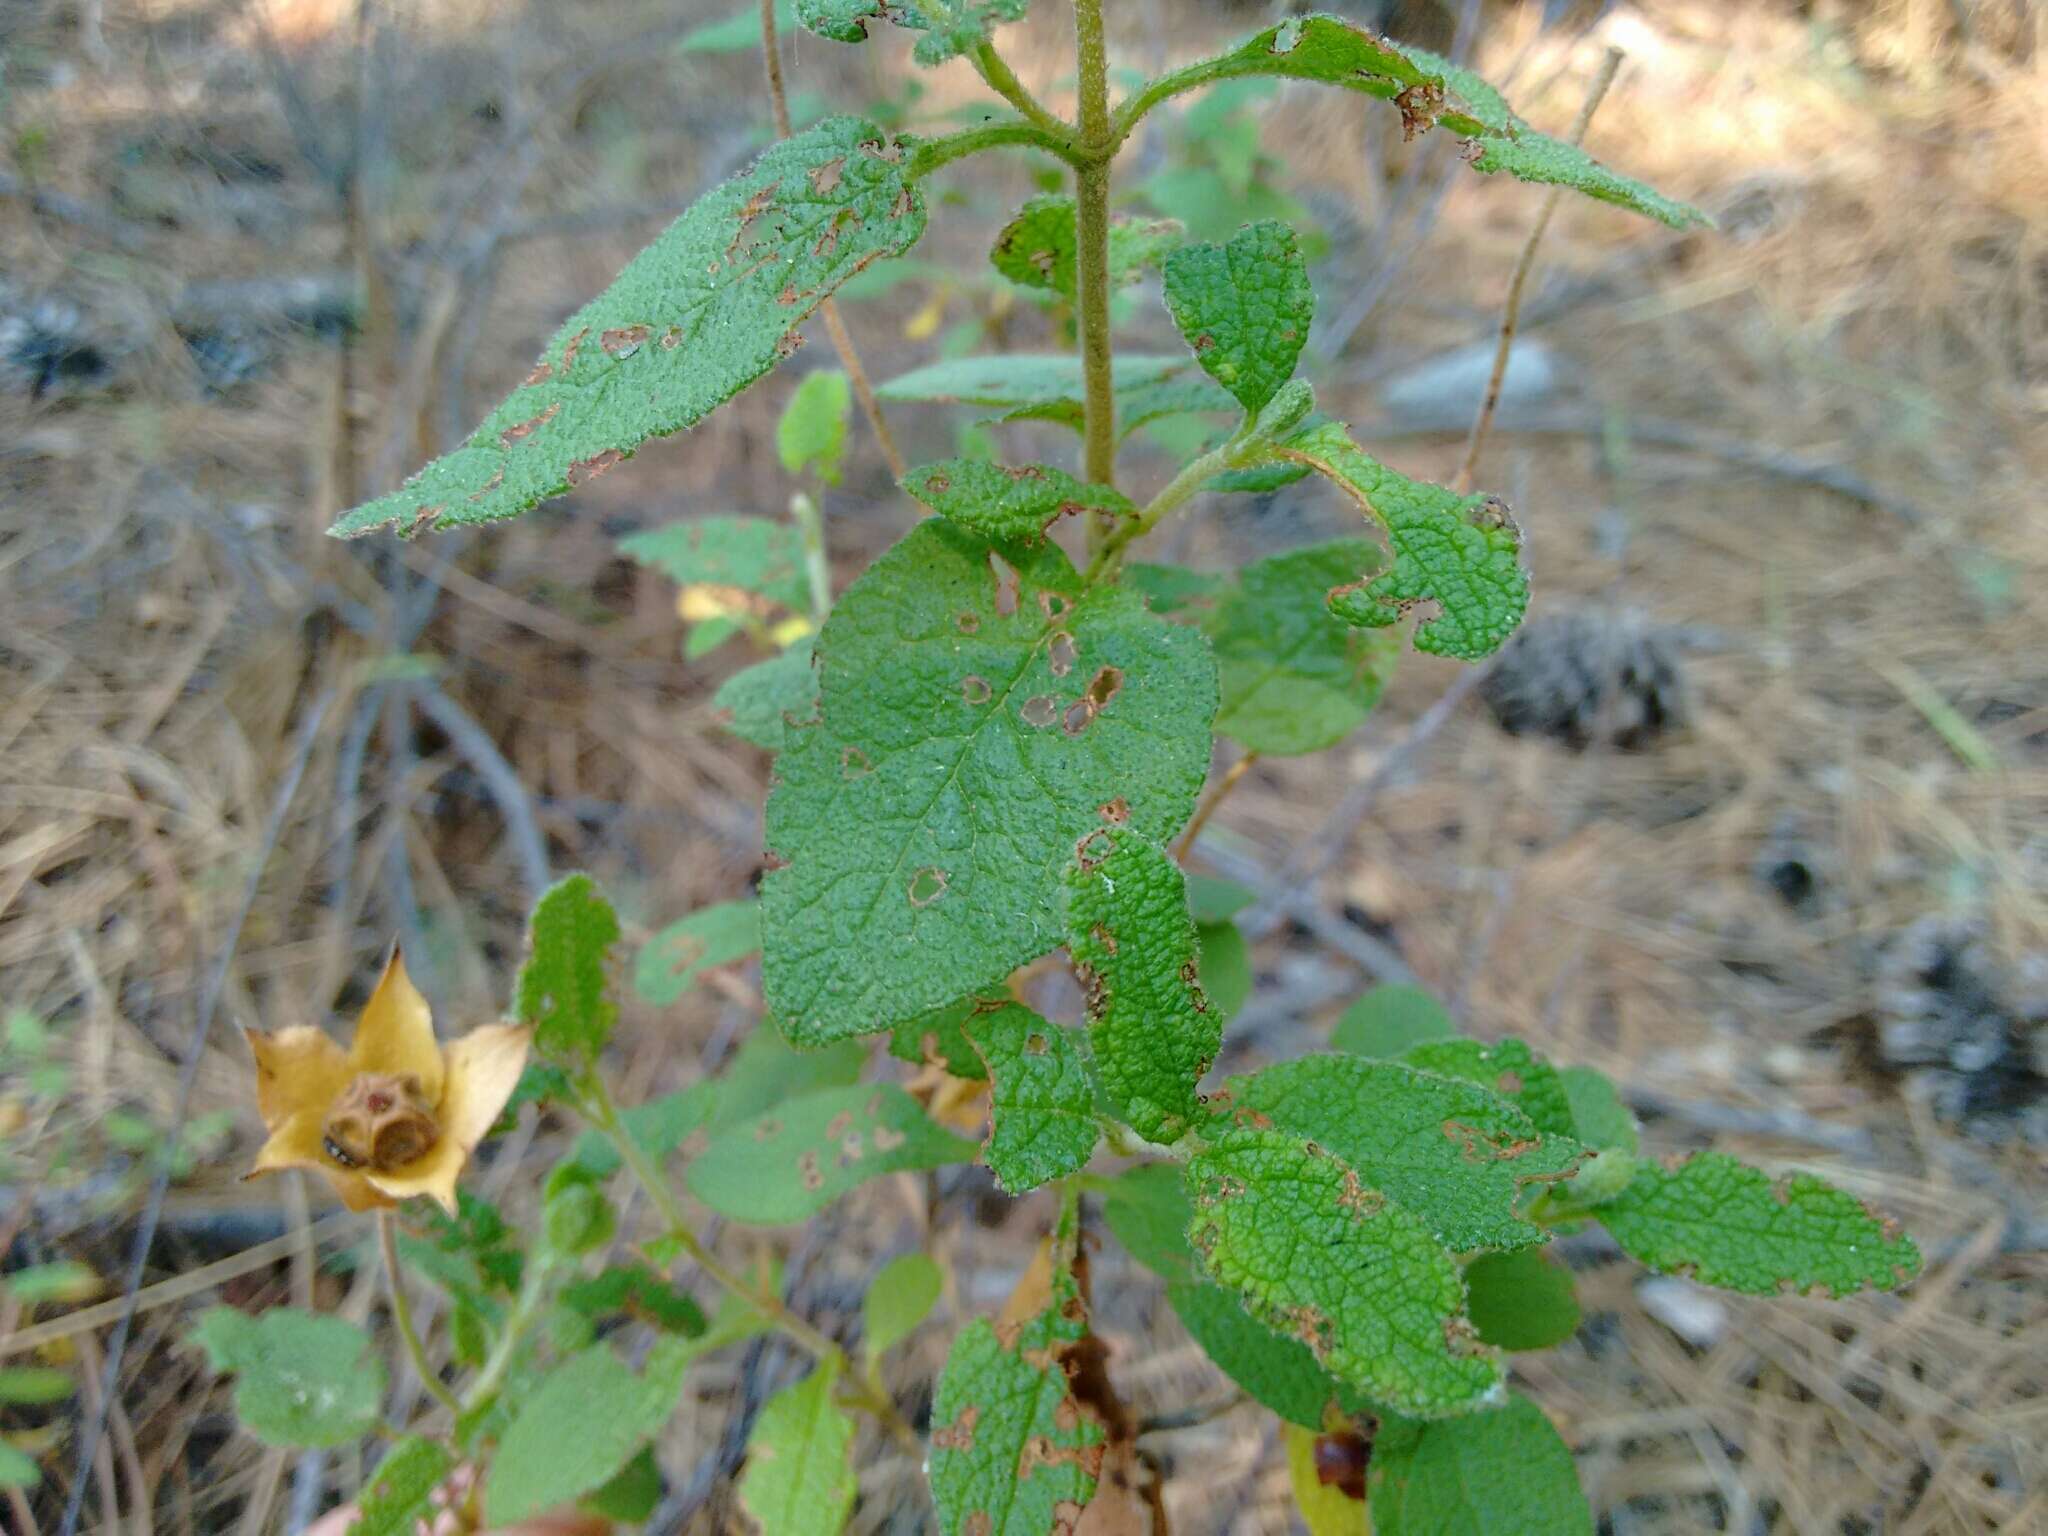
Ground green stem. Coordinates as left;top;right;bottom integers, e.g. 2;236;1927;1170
973;42;1071;143
1072;0;1118;521
464;1247;558;1414
789;491;831;623
909;119;1079;178
1083;436;1238;584
582;1075;922;1456
378;1210;463;1417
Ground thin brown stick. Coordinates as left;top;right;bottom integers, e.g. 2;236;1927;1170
1175;752;1258;862
1454;46;1624;493
758;0;907;481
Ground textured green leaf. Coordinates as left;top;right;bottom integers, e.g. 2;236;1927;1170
560;1264;708;1335
686;1083;976;1224
0;1367;73;1404
1400;1037;1576;1139
331;119;926;538
1204;539;1399;755
1332;984;1456;1059
634;899;760;1006
714;643;818;751
965;1005;1098;1193
1099;1161;1200;1281
1206;457;1313;495
192;1307;385;1449
887;994;997;1080
1063;828;1221;1143
795;0;1027;63
350;1438;455;1536
1369;1392;1592;1536
738;1360;857;1536
928;1242;1103;1535
864;1252;944;1358
876;353;1234;437
1597;1152;1921;1298
795;0;880;43
678;0;794;52
1163;220;1312;416
1143;16;1706;230
1183;1131;1501;1417
579;1449;663;1523
1462;1248;1580;1352
989;195;1180;300
1197;919;1252;1024
902;458;1135;546
1225;1054;1583;1252
1279;422;1527;661
619;515;808;612
779;369;852;485
516;874;622;1062
484;1337;694;1525
716;1025;869;1128
761;520;1217;1039
1167;1281;1366;1429
1558;1065;1638;1154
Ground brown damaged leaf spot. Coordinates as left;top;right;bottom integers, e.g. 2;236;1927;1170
962;1515;993;1536
754;1118;784;1142
1098;797;1129;824
662;935;708;978
1061;699;1096;736
1495;1069;1523;1095
873;1123;905;1152
523;360;554;386
774;329;805;360
988;550;1022;617
566;449;624;487
960;675;992;705
1337;1167;1385;1222
407;504;444;535
1089;923;1118;957
932;1403;979;1452
1442;1315;1485;1357
560;327;589;373
1441;1120;1541;1163
1021;695;1059;729
923;473;952;496
840;745;873;778
498;402;560;448
824;1111;853;1140
466;470;504;503
837;1131;865;1165
957;611;982;635
807;156;846;195
1025;1032;1049;1056
1048;632;1079;677
891;185;914;220
726;182;781;263
1074;828;1115;871
1395;79;1446;140
798;1148;824;1191
1468;495;1517;534
1039;591;1072;623
908;866;949;907
600;324;651;358
1084;666;1124;710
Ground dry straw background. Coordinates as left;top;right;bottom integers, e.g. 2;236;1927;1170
1;0;2043;1531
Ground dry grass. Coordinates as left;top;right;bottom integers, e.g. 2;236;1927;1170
1;0;2043;1531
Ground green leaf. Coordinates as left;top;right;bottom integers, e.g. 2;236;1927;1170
1098;1161;1200;1281
795;0;881;44
516;874;622;1062
902;458;1135;546
619;515;808;612
716;1025;870;1128
714;644;818;750
964;1005;1098;1194
330;119;926;538
1183;1131;1501;1417
1168;1281;1365;1429
1063;828;1221;1144
1400;1037;1577;1139
1185;874;1254;924
779;370;852;485
560;1264;709;1335
1224;1054;1583;1252
0;1368;71;1404
484;1337;694;1525
761;521;1217;1039
1197;919;1252;1025
989;195;1179;300
2;1260;101;1305
864;1252;945;1358
1279;422;1528;661
1204;539;1399;756
579;1448;663;1523
686;1083;976;1224
1558;1065;1638;1154
1596;1152;1922;1298
350;1437;456;1536
1369;1393;1593;1536
1285;1423;1370;1536
1462;1249;1581;1352
678;0;794;52
928;1242;1103;1535
192;1307;386;1448
566;1080;719;1180
876;353;1233;437
634;899;760;1006
1332;984;1456;1059
795;0;1026;64
738;1360;857;1536
0;1442;38;1491
1162;220;1312;416
887;994;996;1080
1141;16;1706;230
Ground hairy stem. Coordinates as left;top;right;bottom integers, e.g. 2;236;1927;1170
378;1211;462;1416
759;0;907;480
1082;436;1236;583
973;41;1071;143
1454;47;1623;493
1072;0;1118;511
465;1247;557;1414
583;1075;922;1455
1174;751;1259;862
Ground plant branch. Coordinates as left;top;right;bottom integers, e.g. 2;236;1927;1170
378;1210;462;1416
759;0;907;480
1453;46;1623;493
973;42;1071;142
1175;752;1258;862
1082;435;1240;583
582;1074;922;1455
1073;0;1118;509
910;120;1079;177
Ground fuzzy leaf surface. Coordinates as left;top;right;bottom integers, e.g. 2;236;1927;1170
350;1438;455;1536
761;521;1216;1038
1462;1248;1581;1352
1279;423;1527;660
634;899;760;1006
1163;220;1312;415
516;874;621;1062
989;195;1181;299
876;353;1234;436
331;119;925;538
1597;1152;1921;1297
1227;1054;1582;1252
192;1308;384;1448
714;644;818;751
965;1005;1098;1193
619;516;808;612
686;1083;976;1225
1559;1065;1638;1153
1099;1161;1201;1281
887;994;998;1080
738;1360;857;1536
928;1246;1103;1535
778;369;852;485
1205;538;1399;755
1184;1131;1501;1416
1168;1281;1367;1429
902;459;1134;545
1400;1037;1576;1138
1368;1392;1593;1536
1332;984;1456;1059
1063;828;1221;1143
